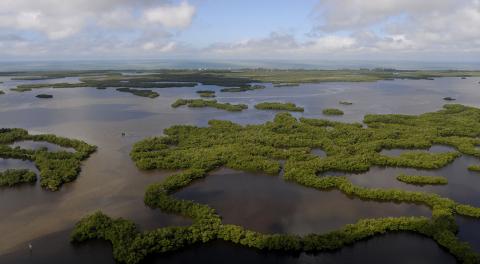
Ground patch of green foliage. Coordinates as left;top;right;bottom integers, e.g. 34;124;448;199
254;102;304;112
72;104;480;263
196;90;216;98
0;169;36;187
467;165;480;172
396;174;448;185
0;128;96;191
116;88;159;98
322;108;344;115
36;94;53;99
171;99;248;112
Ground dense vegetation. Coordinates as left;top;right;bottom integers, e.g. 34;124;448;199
396;174;448;185
116;88;159;98
0;128;96;190
467;165;480;172
36;94;53;99
171;99;248;112
254;102;304;112
322;108;344;115
196;90;216;98
73;104;480;263
0;169;36;187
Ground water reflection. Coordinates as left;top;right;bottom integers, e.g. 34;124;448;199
175;168;430;235
147;234;455;264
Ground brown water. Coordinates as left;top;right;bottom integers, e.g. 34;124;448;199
10;141;76;153
1;76;480;263
175;168;430;235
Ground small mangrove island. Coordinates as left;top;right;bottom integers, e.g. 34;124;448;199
0;128;96;191
220;84;265;92
196;90;216;98
116;88;159;98
36;94;53;99
0;169;36;187
396;174;448;185
171;99;248;112
254;102;304;112
322;108;344;115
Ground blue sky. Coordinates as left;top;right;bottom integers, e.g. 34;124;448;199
181;0;317;46
0;0;479;61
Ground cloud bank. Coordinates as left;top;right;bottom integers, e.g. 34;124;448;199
0;0;479;60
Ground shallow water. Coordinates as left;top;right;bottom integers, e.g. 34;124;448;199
1;76;480;262
10;140;76;153
175;168;430;235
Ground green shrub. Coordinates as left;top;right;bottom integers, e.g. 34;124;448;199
116;88;159;98
171;99;247;112
0;169;36;186
0;128;96;190
255;102;304;112
396;174;448;185
322;108;344;115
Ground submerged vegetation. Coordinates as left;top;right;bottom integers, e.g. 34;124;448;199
254;102;304;112
73;104;480;263
322;108;344;115
171;99;248;112
0;128;96;190
0;169;36;187
116;88;159;98
396;174;448;185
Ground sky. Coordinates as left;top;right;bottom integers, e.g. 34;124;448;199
0;0;479;61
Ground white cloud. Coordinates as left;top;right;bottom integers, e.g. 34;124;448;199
142;41;176;52
304;0;480;57
0;0;196;39
314;0;462;32
144;2;196;28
